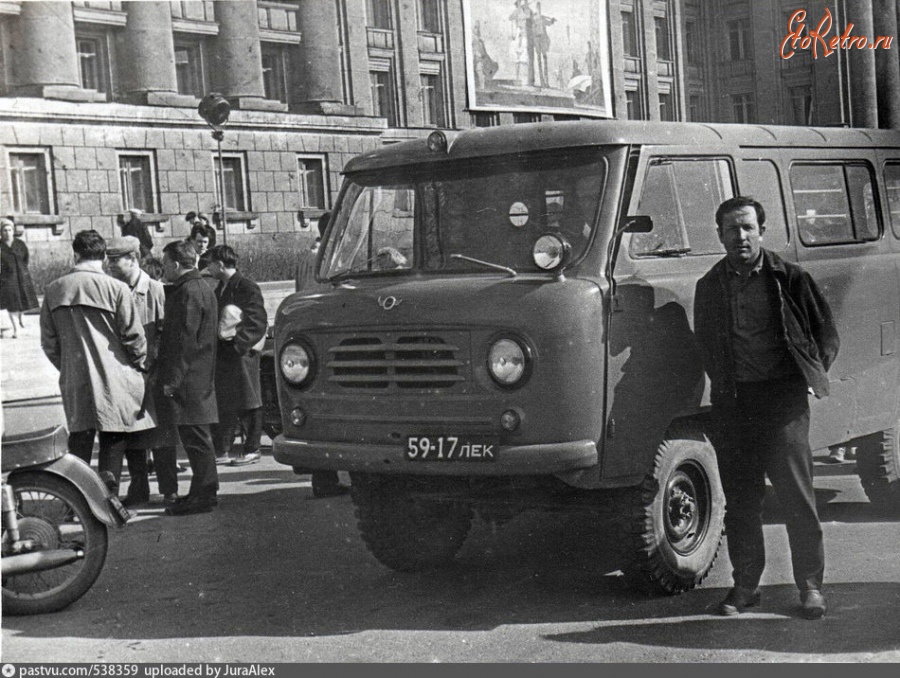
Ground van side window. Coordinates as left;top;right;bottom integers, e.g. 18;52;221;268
883;162;900;239
630;158;733;257
739;159;789;251
790;163;880;246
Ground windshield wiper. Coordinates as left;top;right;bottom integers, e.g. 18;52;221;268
646;247;692;257
449;254;517;277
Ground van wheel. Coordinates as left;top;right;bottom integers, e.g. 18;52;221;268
617;430;725;595
856;427;900;514
351;474;473;572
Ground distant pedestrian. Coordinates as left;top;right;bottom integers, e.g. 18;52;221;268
40;230;153;490
106;236;179;506
157;240;220;515
187;220;215;272
206;245;267;466
121;208;154;258
0;218;38;339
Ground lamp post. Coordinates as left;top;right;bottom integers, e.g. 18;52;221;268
198;93;231;245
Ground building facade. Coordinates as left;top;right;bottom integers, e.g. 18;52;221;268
0;0;897;281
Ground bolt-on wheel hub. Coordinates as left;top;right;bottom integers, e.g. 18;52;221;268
16;517;60;551
664;464;709;556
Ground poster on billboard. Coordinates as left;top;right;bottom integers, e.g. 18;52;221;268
463;0;613;118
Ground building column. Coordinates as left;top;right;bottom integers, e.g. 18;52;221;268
846;0;878;128
294;0;356;114
121;1;194;106
9;1;103;101
214;0;285;111
873;0;900;129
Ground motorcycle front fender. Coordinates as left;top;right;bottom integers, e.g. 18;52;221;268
8;456;130;528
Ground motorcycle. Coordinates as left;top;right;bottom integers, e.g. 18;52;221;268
2;423;131;615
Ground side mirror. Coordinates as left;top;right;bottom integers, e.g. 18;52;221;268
619;215;653;233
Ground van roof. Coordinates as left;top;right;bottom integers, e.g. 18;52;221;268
343;120;900;174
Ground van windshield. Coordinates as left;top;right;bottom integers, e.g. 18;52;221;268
320;149;608;279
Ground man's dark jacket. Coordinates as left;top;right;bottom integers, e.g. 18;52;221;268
215;271;267;411
693;249;840;408
155;269;218;425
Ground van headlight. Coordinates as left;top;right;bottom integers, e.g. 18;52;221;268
488;337;530;388
280;341;315;387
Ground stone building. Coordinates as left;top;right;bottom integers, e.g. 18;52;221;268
0;0;897;282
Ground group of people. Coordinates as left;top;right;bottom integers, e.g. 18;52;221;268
39;211;268;516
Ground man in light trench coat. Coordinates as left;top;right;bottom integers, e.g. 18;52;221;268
40;230;153;489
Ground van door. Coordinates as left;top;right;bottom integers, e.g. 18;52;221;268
789;155;900;445
601;149;736;482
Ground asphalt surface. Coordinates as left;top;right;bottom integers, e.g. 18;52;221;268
2;283;899;662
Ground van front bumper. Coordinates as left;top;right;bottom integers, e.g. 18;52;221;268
272;436;598;476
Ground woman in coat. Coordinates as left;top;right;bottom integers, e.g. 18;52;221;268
0;218;39;338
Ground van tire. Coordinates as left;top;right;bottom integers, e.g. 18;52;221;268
351;474;473;572
856;427;900;514
618;430;725;595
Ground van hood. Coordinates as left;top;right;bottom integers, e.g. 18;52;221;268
275;274;604;334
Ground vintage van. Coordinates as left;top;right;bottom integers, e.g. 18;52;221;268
271;121;900;594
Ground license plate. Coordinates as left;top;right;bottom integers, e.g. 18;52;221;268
108;495;132;523
405;435;498;462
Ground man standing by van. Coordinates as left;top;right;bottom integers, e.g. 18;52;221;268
694;196;839;620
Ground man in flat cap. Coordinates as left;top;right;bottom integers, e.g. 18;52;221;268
41;230;152;491
106;236;179;505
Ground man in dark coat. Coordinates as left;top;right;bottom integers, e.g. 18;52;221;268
157;239;219;515
205;245;268;466
694;196;839;620
120;209;154;258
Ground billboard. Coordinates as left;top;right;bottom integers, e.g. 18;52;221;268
463;0;612;118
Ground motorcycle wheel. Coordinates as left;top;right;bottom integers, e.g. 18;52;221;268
2;472;109;615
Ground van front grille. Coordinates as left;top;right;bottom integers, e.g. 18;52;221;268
327;334;465;389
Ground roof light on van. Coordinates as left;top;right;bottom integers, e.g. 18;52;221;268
533;233;571;271
427;131;448;153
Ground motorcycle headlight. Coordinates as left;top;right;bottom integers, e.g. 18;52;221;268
488;338;529;388
533;233;571;271
280;341;315;387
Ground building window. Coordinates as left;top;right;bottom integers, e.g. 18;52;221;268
174;40;205;97
728;19;750;61
731;93;755;123
367;0;393;30
685;20;701;66
472;112;499;127
622;10;638;57
75;34;108;92
659;92;674;121
655;16;671;61
418;0;442;32
297;157;328;209
513;113;541;124
689;94;703;121
337;0;353;105
626;88;645;120
213;155;248;212
420;71;446;127
261;43;290;104
8;151;52;215
789;85;813;125
370;69;398;127
118;154;156;213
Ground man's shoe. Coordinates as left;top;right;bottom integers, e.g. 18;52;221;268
718;586;761;616
230;451;261;466
800;590;827;619
165;495;216;516
162;493;179;505
214;455;233;466
122;493;149;508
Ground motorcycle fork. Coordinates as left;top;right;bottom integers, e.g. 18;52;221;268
2;483;21;544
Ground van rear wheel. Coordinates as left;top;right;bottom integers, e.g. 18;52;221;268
618;431;725;595
856;427;900;514
351;474;473;572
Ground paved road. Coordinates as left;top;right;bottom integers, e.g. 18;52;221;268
1;451;898;662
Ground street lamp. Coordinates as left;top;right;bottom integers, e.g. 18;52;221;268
198;93;231;245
